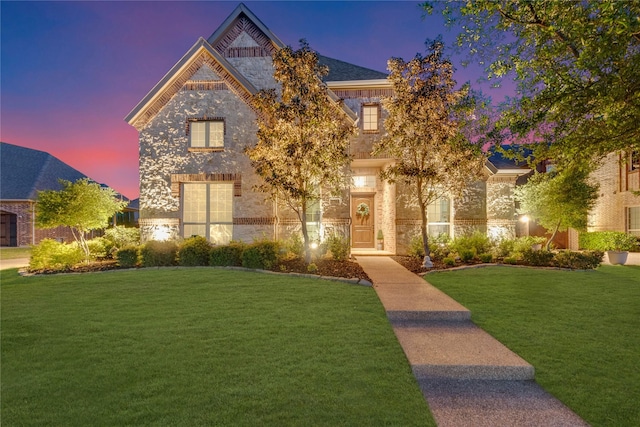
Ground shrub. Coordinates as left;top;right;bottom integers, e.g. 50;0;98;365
479;253;493;263
140;240;178;267
443;257;456;267
307;263;318;274
450;231;492;259
103;226;140;254
29;239;84;271
459;249;475;263
116;245;139;268
521;249;555;266
553;250;603;270
580;231;638;251
408;234;425;258
178;236;211;266
503;256;518;265
86;237;109;260
241;240;280;270
513;236;548;253
286;233;304;258
209;242;245;266
430;233;451;260
326;233;349;261
494;238;516;258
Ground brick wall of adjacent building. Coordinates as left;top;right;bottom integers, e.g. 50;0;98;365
1;200;81;247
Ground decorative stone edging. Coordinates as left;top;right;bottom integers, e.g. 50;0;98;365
18;265;373;287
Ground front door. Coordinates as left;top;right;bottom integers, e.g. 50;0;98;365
351;195;374;248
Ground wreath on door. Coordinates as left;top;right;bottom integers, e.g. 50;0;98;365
356;203;370;218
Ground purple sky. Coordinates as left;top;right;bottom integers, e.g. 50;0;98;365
1;1;512;199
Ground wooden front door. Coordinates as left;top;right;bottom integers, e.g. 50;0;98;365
352;195;375;248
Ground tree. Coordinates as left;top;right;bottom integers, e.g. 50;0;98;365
426;0;640;170
36;179;129;260
373;39;485;267
514;167;599;250
246;41;356;263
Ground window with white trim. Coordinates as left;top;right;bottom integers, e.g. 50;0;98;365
183;182;233;244
362;104;379;132
628;206;640;236
190;121;224;149
427;197;451;237
306;200;321;242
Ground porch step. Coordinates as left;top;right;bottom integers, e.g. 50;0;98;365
393;321;535;381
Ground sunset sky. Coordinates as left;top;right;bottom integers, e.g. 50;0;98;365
2;1;513;200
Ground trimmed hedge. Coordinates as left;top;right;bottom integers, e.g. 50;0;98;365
178;236;211;266
241;241;280;270
140;240;178;267
209;242;245;266
29;239;84;271
116;245;140;268
580;231;638;251
553;250;603;270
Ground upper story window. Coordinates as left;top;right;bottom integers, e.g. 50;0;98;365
188;119;225;151
362;104;379;133
629;151;639;172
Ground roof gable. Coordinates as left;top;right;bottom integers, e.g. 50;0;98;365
125;38;259;130
0;142;87;200
207;3;285;57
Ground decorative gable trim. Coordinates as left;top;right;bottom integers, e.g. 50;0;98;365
125;38;259;131
214;16;277;57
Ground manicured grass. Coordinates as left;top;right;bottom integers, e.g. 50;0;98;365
1;268;434;426
0;247;31;260
426;265;640;427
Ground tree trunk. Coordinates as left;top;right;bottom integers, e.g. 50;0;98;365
300;201;311;264
417;190;433;268
546;220;561;251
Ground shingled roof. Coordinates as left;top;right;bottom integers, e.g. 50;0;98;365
0;142;88;200
318;55;388;82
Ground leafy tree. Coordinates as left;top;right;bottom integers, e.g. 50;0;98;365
373;39;485;267
36;179;128;261
514;167;599;250
426;0;640;169
247;41;356;263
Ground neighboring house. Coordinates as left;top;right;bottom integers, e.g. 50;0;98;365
587;150;640;238
126;3;531;254
0;142;138;246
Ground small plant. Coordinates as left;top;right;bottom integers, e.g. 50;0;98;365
377;230;384;240
408;234;425;258
140;240;178;267
307;263;318;273
326;233;349;261
450;231;492;259
459;249;475;263
86;237;109;260
210;242;245;266
116;245;139;268
178;236;211;266
479;253;493;263
29;238;84;271
503;256;518;265
286;233;304;258
443;257;456;267
103;226;140;253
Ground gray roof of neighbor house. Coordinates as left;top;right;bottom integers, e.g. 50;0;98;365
319;55;387;82
0;142;88;200
487;146;533;171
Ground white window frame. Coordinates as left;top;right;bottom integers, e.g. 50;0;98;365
189;120;225;149
427;196;451;237
362;104;379;132
182;182;233;244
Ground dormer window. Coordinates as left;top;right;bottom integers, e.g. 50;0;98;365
187;119;225;151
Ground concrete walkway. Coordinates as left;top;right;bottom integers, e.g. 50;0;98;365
0;257;29;270
356;256;588;427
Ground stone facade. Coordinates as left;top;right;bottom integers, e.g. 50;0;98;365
127;4;532;255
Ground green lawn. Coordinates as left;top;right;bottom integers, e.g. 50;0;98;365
1;268;434;426
0;247;31;260
426;265;640;427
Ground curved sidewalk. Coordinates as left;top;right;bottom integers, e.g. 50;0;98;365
356;256;588;427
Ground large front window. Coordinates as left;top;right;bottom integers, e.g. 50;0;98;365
183;182;233;244
427;197;451;236
190;121;224;148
